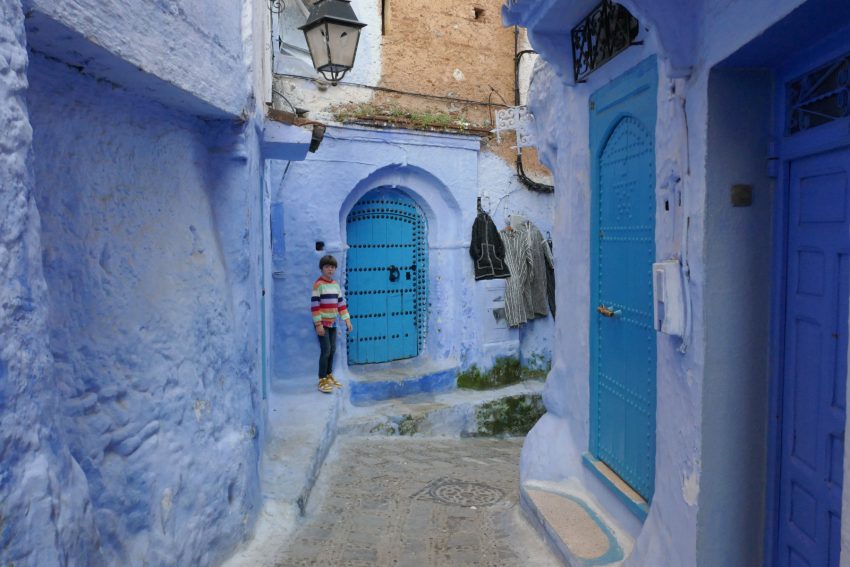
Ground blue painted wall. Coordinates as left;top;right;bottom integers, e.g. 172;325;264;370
510;1;848;567
269;125;555;387
25;53;262;566
0;0;270;564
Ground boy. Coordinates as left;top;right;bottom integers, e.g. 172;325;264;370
311;255;353;393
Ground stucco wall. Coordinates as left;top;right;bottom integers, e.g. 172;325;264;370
23;0;248;117
1;1;275;565
269;125;554;384
699;68;773;567
24;53;262;566
520;36;703;563
0;4;104;566
512;1;850;566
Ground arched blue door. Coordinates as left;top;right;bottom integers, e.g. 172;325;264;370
589;56;658;501
345;188;428;364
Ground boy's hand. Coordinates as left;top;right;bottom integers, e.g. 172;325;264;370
315;323;325;336
345;319;353;332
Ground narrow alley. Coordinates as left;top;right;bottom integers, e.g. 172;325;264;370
3;1;850;567
269;437;558;567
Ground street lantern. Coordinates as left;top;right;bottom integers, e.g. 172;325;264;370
299;0;366;84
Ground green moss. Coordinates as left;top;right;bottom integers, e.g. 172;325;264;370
369;422;397;436
458;355;549;390
475;394;545;437
397;414;423;436
457;356;521;390
521;353;551;380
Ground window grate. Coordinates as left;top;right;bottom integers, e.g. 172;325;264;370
571;0;640;83
787;53;850;135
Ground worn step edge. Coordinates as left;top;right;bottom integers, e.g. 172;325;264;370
222;389;343;566
340;380;545;437
520;480;630;567
348;366;459;405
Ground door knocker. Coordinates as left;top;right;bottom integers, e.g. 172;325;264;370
388;265;401;282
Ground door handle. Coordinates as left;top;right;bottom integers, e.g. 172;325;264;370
388;265;400;282
597;304;621;318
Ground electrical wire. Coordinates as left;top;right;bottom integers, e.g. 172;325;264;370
513;27;554;194
272;88;298;112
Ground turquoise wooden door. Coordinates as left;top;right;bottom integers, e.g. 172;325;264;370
589;56;658;501
346;188;427;364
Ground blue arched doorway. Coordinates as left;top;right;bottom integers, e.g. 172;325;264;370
345;187;428;364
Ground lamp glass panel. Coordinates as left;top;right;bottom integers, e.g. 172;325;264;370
325;22;360;68
303;23;330;70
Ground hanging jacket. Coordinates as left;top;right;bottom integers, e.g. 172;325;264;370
500;226;532;327
509;215;549;319
543;238;556;318
470;211;511;280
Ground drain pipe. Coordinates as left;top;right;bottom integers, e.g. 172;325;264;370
513;27;554;194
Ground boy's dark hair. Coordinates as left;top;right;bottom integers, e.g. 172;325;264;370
319;255;338;269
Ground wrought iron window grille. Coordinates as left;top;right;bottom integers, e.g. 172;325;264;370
786;53;850;135
571;0;641;83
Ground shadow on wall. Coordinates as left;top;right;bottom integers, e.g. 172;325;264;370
25;52;260;566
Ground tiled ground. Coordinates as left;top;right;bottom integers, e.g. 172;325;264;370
272;437;560;567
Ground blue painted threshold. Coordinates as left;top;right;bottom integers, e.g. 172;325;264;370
347;358;459;405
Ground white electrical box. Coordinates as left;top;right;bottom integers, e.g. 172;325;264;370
652;259;685;337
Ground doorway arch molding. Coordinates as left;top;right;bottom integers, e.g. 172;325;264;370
339;163;463;249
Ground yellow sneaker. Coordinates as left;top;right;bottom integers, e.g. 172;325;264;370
318;376;333;393
326;373;342;389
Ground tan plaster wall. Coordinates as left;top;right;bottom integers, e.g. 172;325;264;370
376;0;551;181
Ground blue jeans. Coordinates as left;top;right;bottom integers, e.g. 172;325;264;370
317;326;337;378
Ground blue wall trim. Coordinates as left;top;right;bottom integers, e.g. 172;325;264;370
348;368;457;405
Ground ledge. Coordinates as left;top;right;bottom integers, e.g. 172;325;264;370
520;480;627;566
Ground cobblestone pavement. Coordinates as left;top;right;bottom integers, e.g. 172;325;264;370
273;437;560;567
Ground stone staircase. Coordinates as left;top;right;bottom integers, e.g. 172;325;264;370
224;358;555;566
339;379;545;437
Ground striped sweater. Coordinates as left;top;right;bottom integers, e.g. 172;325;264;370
311;277;351;327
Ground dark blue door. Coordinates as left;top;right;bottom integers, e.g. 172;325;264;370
589;56;658;501
777;147;849;567
346;188;427;364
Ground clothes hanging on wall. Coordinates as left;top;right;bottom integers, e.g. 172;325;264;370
524;218;550;318
543;238;556;318
469;210;511;280
499;224;531;327
508;215;549;318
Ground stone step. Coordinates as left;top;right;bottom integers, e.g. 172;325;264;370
339;380;545;437
346;357;460;405
520;480;633;567
222;383;343;566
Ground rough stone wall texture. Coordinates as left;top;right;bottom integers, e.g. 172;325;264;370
376;0;550;181
25;51;261;566
378;0;514;115
23;0;248;117
0;3;103;566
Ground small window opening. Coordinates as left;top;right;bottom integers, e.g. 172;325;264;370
473;7;485;20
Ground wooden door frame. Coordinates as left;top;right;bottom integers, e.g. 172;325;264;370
588;55;658;501
763;39;850;566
